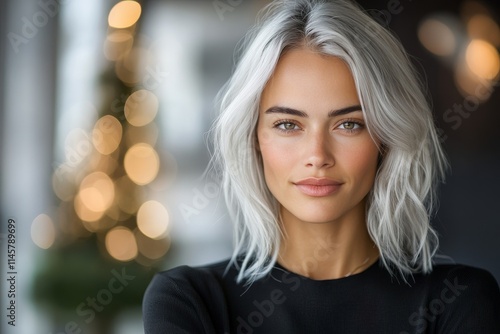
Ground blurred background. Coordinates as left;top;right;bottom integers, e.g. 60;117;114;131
0;0;499;333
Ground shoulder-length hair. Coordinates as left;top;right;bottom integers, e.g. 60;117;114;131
207;0;448;285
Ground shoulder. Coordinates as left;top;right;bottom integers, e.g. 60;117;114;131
150;258;231;286
425;262;500;296
422;262;500;332
142;258;234;334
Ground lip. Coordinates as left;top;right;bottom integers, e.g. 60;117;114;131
293;178;343;197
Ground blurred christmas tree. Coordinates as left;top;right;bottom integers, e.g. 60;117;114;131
31;1;175;332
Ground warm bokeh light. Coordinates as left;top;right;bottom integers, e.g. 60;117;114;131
418;18;457;56
467;14;500;46
115;47;153;86
106;203;131;222
124;90;159;127
31;214;56;249
124;143;160;185
78;172;115;213
135;229;170;260
92;115;123;155
81;215;118;233
137;200;169;239
105;226;138;261
148;150;178;192
89;153;119;176
74;193;105;222
108;1;142;29
455;60;494;101
461;1;490;22
103;30;134;61
466;39;500;80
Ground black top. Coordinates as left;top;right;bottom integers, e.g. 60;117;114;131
142;258;500;333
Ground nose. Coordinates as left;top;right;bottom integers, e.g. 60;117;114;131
304;129;335;169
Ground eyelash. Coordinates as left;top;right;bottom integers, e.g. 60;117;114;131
272;119;364;134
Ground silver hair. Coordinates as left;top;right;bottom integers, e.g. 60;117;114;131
206;0;448;285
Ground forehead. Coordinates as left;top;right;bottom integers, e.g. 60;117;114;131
260;48;360;113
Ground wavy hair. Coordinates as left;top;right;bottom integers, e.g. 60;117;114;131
206;0;448;285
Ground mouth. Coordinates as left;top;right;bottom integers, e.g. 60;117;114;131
293;178;343;197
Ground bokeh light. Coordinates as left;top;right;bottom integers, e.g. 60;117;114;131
31;214;56;249
92;115;123;155
105;226;138;261
461;1;491;22
106;203;131;222
103;30;134;61
89;153;119;176
467;14;500;46
466;39;500;80
81;215;118;233
78;172;115;213
137;200;169;239
455;60;494;101
124;90;159;127
418;17;457;56
74;193;105;222
135;229;170;260
115;47;153;86
108;1;142;29
124;143;160;185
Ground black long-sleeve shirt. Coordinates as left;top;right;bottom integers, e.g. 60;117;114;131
143;258;500;333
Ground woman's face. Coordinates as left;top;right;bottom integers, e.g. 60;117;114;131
256;48;380;225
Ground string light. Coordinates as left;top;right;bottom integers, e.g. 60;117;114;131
108;1;142;29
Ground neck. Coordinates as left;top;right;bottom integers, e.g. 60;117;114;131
277;201;379;280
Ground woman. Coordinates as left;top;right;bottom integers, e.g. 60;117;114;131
143;0;500;333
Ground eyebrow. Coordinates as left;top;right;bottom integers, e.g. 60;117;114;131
264;105;362;117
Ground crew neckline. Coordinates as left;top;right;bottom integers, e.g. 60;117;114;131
272;257;381;282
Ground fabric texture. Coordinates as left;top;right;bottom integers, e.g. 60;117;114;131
143;257;500;334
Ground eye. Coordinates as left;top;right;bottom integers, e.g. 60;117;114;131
280;122;297;130
273;120;300;133
338;120;363;132
340;121;358;130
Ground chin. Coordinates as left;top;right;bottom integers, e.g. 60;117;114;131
292;211;344;224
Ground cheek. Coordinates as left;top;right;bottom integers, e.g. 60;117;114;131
338;140;379;181
257;129;295;183
259;141;287;178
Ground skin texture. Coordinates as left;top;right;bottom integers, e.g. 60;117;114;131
256;47;381;279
